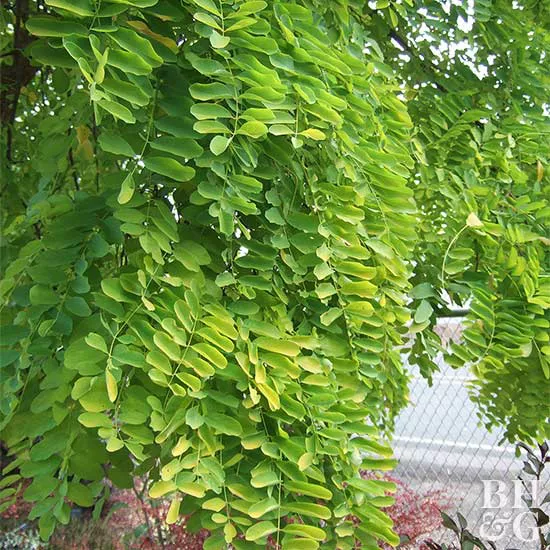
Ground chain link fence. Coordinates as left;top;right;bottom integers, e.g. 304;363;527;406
392;317;535;549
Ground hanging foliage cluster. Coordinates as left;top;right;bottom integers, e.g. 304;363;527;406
1;0;417;547
1;0;549;546
366;0;550;444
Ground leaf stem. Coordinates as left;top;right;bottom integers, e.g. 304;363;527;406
440;224;468;292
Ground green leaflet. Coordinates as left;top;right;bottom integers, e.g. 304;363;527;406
204;413;243;436
192;343;227;369
101;78;150;107
149;480;176;499
210;135;231;156
320;308;343;326
118;174;135;204
190;103;232;120
245;521;277;542
98;99;136;124
283;524;326;541
146;350;172;375
65;296;92;317
143;157;195;182
0;351;20;369
46;0;94;17
150;137;203;159
99;132;135;157
27;40;77;68
153;331;180;362
29;285;59;305
281;502;331;520
414;299;433;324
285;481;332;500
196;327;233;353
237;120;268;138
166;498;181;525
26;17;88;37
107;49;153;75
109;28;163;66
281;540;319;550
189;83;234;101
248;497;279;519
78;412;111;428
254;337;300;357
193;0;221;17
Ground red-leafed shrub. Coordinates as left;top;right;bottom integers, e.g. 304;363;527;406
361;472;451;549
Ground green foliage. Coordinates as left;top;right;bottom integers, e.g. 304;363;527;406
366;0;550;444
1;0;415;546
1;0;549;545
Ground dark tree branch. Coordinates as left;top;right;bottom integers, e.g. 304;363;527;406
66;127;80;190
0;49;18;58
68;147;80;191
1;0;38;160
351;5;449;93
